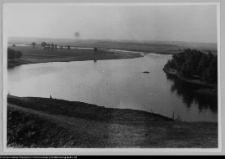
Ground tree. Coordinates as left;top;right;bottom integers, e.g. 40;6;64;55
197;54;208;76
51;43;54;50
46;43;50;50
15;51;22;59
41;42;47;48
8;48;16;61
172;52;185;69
32;42;36;49
165;59;176;69
202;55;217;83
94;47;98;53
180;62;192;78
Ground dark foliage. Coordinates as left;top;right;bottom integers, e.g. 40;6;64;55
8;48;23;61
51;43;55;50
46;43;50;50
41;42;47;48
94;47;98;53
8;48;16;61
31;42;36;49
16;51;22;59
164;49;217;84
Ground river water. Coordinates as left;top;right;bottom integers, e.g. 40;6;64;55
7;53;217;122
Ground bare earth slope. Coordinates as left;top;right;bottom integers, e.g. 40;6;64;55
7;95;218;148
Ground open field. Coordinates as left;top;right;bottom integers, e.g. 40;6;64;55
7;37;217;68
7;95;218;148
8;37;217;54
7;46;143;68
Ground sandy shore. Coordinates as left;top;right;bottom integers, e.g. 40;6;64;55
7;95;218;148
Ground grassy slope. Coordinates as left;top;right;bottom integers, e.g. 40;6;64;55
7;95;218;148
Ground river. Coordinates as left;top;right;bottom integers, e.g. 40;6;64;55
7;53;217;122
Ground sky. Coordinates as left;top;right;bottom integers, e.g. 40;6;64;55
4;3;218;43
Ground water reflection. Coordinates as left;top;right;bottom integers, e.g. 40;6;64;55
165;73;217;113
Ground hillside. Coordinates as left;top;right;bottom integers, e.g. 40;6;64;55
7;95;218;148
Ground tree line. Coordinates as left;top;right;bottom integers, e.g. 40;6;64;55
40;42;70;50
32;42;98;52
8;48;22;61
164;49;217;84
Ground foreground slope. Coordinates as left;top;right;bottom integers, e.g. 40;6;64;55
7;95;218;148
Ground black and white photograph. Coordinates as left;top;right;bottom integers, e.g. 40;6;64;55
1;0;223;155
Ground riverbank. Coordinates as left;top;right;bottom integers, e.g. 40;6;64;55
7;46;143;68
7;95;218;148
163;67;217;96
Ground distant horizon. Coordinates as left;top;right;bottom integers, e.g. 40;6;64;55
8;36;217;45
